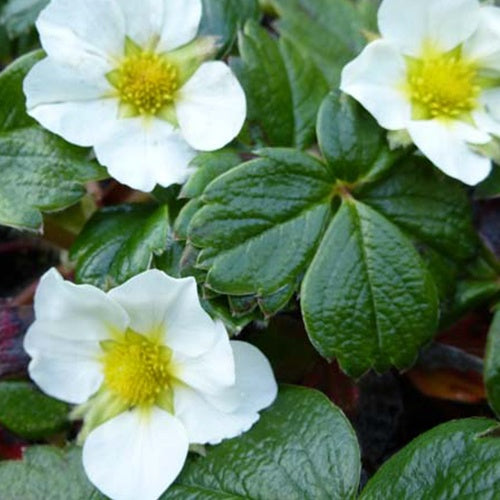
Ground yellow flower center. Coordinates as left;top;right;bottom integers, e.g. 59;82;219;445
407;50;480;119
111;51;179;116
101;330;173;407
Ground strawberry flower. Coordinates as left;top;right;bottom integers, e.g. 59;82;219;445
24;269;277;500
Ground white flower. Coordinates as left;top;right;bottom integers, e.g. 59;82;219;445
340;0;500;185
24;269;277;500
23;0;247;192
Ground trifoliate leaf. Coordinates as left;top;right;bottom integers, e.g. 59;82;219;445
0;51;106;231
188;148;443;376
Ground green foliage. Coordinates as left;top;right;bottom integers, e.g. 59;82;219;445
357;158;479;261
231;20;328;148
0;381;68;439
189;148;332;296
199;0;260;56
0;446;105;500
301;199;438;377
0;387;360;499
485;306;500;417
317;92;396;182
70;204;171;289
268;0;365;86
0;0;47;39
360;418;500;499
0;51;106;231
164;386;360;499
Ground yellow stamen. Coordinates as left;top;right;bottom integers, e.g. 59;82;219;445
407;49;480;119
110;51;179;116
101;330;172;407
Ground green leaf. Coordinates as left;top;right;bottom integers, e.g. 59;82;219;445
484;307;500;417
180;150;242;199
0;381;68;439
199;0;260;56
0;51;106;231
360;418;500;499
164;386;360;499
357;158;478;261
70;204;170;289
317;92;396;182
231;20;328;148
189;148;333;297
0;0;48;39
0;446;105;500
301;199;438;377
188;148;444;375
269;0;365;86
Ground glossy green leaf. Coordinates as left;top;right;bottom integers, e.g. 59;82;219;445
317;92;396;182
70;204;170;289
189;148;333;297
357;158;478;261
0;446;105;500
180;150;242;199
0;381;68;439
360;418;500;499
484;306;500;417
199;0;260;56
269;0;365;86
231;20;328;148
0;51;106;231
301;199;438;377
164;386;361;499
0;0;47;38
188;148;445;375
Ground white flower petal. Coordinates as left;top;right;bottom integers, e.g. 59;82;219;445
173;321;235;395
108;270;218;357
94;118;196;192
407;119;492;185
119;0;164;48
24;58;118;147
176;61;246;151
26;354;102;405
206;341;278;414
378;0;480;56
37;0;125;66
474;110;500;138
31;268;129;340
463;6;500;72
340;40;411;130
482;89;500;124
83;408;188;500
173;383;259;445
157;0;202;52
174;341;277;445
23;269;129;404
